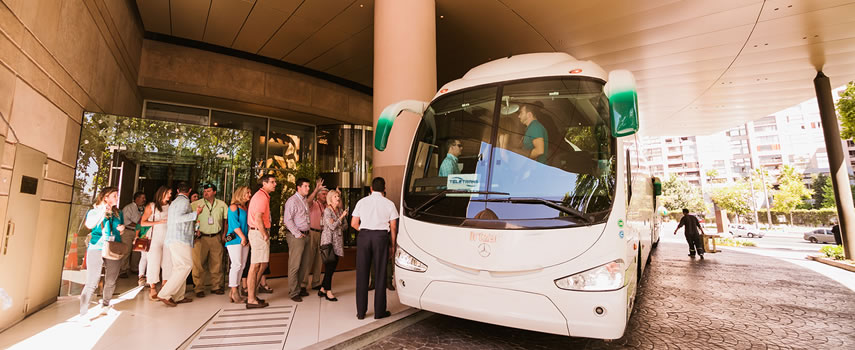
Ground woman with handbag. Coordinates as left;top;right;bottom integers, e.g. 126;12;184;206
79;187;125;317
225;186;251;303
140;186;172;300
319;189;347;301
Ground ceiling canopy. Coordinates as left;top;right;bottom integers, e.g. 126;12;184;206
136;0;855;136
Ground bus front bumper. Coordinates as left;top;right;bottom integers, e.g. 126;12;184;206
396;270;630;339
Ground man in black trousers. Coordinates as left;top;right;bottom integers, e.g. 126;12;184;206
673;208;705;259
351;177;398;320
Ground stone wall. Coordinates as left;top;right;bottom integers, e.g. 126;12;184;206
139;39;373;125
0;0;143;318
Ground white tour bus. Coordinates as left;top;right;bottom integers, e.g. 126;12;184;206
374;53;661;339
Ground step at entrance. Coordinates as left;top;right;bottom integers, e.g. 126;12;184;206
188;305;295;349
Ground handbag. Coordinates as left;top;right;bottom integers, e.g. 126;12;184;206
133;226;151;252
320;243;336;264
103;240;129;260
101;216;129;260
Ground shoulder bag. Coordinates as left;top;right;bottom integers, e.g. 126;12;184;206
102;216;129;260
320;243;336;264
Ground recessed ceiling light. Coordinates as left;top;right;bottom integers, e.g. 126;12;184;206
360;4;364;8
440;15;444;19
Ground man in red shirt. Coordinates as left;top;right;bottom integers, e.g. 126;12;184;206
246;174;276;308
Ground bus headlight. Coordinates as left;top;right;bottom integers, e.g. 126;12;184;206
395;247;428;272
554;259;625;291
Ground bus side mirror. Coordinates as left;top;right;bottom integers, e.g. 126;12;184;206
374;100;429;151
605;70;639;138
653;177;662;196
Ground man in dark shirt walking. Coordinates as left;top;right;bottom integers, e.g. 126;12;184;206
674;208;705;259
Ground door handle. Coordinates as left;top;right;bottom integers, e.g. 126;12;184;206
2;220;13;255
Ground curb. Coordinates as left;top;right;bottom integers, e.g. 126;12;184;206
807;255;855;273
303;309;433;350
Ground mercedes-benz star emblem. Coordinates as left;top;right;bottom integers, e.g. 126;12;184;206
478;243;491;257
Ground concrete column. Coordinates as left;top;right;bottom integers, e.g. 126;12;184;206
814;71;855;259
372;0;436;208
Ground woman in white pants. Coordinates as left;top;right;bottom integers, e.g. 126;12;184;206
141;186;172;300
225;186;251;303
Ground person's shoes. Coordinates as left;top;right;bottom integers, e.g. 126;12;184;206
299;288;309;297
312;285;322;290
176;298;193;304
258;285;273;294
699;254;705;260
357;314;365;320
688;253;696;258
99;304;112;315
211;289;225;295
324;292;338;302
239;287;247;297
159;297;177;307
246;301;267;309
137;276;147;286
290;295;303;302
318;290;326;297
374;310;391;319
196;291;205;298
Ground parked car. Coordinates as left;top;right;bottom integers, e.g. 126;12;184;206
804;229;836;244
728;224;764;238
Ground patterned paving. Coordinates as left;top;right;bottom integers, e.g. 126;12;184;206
188;305;295;349
367;242;855;349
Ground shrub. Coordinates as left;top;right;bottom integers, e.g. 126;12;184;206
821;245;845;260
715;237;757;247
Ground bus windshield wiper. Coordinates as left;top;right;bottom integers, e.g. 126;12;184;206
476;197;592;223
410;190;510;216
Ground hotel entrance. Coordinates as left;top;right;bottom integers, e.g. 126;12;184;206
60;102;317;297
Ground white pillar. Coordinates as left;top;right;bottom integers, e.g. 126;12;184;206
372;0;436;207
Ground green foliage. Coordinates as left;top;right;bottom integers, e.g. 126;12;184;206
710;179;752;216
812;174;830;209
754;208;838;226
772;166;813;223
821;245;845;260
660;174;706;214
715;237;756;247
837;81;855;140
75;113;253;204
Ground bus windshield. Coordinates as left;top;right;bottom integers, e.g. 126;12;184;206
403;77;616;229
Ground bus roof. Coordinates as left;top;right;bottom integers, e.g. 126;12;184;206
433;53;608;101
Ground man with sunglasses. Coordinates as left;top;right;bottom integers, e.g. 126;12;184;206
439;138;463;177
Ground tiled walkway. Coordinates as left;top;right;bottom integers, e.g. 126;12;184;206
0;270;408;350
367;241;855;349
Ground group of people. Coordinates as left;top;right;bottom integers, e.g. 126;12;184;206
79;175;399;320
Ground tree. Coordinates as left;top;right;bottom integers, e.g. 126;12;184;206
710;179;752;218
812;174;831;209
772;166;813;224
838;81;855;139
820;179;855;208
661;174;706;214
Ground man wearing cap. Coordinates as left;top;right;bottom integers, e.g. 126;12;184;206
191;184;229;296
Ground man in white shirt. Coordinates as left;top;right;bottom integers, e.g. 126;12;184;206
350;177;398;320
121;192;146;279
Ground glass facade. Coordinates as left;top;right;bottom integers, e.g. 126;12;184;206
60;101;369;296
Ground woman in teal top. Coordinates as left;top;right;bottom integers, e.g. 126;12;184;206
79;187;125;318
226;186;251;303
